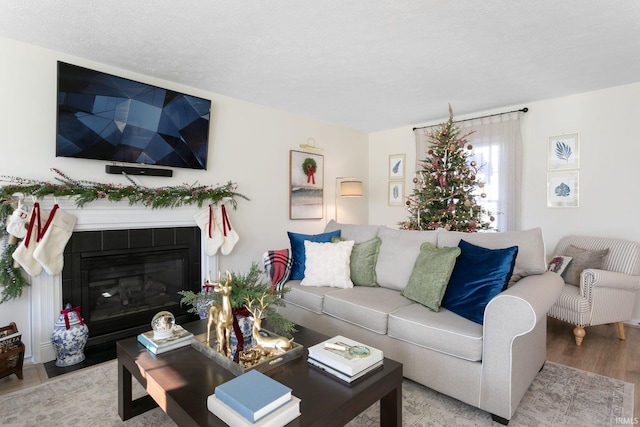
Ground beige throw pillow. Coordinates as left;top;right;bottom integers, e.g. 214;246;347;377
561;245;609;285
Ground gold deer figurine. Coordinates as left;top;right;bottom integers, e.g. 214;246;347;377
206;271;234;356
245;295;293;354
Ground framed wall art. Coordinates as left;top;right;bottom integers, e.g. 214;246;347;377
289;150;324;219
389;154;405;180
547;170;579;207
388;181;404;206
548;133;579;170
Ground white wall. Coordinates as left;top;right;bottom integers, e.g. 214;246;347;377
0;37;369;357
369;82;640;322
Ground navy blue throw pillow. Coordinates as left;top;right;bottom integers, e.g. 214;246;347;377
287;230;341;280
441;239;518;325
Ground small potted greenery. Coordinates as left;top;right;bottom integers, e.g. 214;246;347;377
178;262;296;338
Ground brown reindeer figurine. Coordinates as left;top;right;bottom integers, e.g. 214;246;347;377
206;271;234;356
245;295;293;354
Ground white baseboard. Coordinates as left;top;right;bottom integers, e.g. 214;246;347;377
624;319;640;328
39;341;56;363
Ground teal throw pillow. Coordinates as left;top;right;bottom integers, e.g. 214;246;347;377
288;230;341;280
332;236;381;286
441;239;518;324
401;242;461;312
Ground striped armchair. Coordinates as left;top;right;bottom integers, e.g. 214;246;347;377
548;235;640;345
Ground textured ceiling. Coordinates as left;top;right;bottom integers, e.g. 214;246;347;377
2;1;639;132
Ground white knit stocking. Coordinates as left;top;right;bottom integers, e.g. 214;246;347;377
194;205;224;256
33;205;77;275
220;205;239;255
12;203;48;276
6;205;30;239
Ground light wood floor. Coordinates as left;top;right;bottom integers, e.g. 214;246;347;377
1;318;638;415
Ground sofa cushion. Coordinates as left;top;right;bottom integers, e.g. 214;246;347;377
388;303;483;362
287;229;341;280
322;287;414;334
401;242;461;312
436;227;545;284
324;220;380;243
561;245;610;286
332;236;381;287
441;240;518;325
282;280;335;314
301;240;354;288
376;226;438;291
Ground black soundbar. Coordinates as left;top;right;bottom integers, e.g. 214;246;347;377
105;165;173;177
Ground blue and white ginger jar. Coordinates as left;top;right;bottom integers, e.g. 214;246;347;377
51;303;89;367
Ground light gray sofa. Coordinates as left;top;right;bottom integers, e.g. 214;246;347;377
277;220;564;424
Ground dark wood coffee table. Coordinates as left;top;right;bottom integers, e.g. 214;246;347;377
117;320;402;426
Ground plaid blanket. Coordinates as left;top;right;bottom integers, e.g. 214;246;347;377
263;248;293;294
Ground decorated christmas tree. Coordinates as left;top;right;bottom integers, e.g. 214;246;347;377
401;106;495;232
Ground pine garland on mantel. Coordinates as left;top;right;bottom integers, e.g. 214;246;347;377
0;168;248;209
0;168;249;303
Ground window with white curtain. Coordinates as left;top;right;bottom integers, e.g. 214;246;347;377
414;111;524;232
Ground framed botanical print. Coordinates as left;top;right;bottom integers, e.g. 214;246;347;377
389;154;405;180
388;181;404;206
547;170;579;207
548;133;579;170
289;150;324;219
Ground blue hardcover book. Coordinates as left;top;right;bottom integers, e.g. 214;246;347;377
214;370;292;423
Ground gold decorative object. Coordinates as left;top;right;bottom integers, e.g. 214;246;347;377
191;329;303;376
205;271;234;356
245;295;293;354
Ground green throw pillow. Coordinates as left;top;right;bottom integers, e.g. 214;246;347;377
402;242;461;312
332;236;381;286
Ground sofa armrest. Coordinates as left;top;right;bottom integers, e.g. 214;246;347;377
490;271;565;324
479;272;564;420
581;269;640;294
581;269;640;324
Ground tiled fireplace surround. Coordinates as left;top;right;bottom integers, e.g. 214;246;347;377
28;198;216;364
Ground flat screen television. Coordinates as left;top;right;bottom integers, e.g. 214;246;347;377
56;61;211;170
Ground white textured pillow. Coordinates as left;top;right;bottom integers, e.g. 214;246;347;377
301;240;355;288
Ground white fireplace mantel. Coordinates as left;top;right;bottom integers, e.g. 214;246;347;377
28;197;215;363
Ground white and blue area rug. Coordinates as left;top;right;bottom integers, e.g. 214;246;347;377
0;360;633;426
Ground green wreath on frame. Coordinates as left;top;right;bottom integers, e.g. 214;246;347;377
301;158;317;185
0;168;248;304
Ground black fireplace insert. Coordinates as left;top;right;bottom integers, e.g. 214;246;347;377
62;226;201;348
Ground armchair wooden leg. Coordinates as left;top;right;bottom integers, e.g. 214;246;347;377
615;322;626;340
573;326;586;346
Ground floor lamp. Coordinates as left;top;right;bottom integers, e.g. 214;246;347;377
335;177;363;222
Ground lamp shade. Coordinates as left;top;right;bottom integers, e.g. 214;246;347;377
340;180;363;197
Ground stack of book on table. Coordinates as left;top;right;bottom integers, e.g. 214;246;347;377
307;335;383;383
208;369;301;426
136;325;193;354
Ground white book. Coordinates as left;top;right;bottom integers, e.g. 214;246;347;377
307;335;383;376
137;325;193;354
308;357;383;383
208;394;301;427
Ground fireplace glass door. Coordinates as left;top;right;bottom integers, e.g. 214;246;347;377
81;248;191;341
